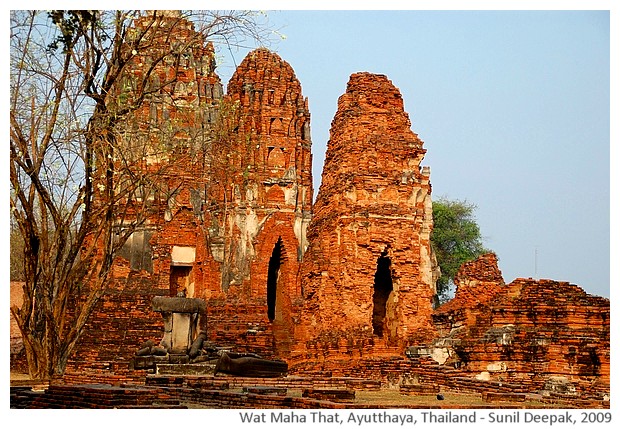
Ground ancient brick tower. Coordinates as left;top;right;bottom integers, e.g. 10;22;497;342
116;11;224;298
66;11;225;373
50;14;608;398
297;73;438;356
202;49;313;355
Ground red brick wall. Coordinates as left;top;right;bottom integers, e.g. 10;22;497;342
10;282;27;373
66;261;167;375
433;254;609;395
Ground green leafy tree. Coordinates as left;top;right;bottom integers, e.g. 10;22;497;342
431;197;491;303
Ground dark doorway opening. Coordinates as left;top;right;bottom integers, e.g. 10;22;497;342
170;265;192;297
267;237;284;321
372;249;393;337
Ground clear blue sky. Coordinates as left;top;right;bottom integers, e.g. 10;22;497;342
214;7;612;298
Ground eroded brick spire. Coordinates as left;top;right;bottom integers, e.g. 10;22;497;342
298;72;437;355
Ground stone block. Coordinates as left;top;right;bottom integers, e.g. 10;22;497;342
168;354;190;365
152;297;206;313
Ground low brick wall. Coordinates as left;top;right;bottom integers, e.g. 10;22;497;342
11;384;184;409
145;374;381;391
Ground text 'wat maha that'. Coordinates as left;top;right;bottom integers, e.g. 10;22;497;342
11;12;609;408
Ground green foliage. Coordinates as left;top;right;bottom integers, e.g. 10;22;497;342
431;197;491;303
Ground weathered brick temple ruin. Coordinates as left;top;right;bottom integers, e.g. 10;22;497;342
12;13;609;408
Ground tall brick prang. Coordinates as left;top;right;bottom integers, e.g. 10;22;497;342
297;73;438;357
201;48;313;355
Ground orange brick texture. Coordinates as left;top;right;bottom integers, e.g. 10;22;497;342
296;72;437;357
433;254;609;398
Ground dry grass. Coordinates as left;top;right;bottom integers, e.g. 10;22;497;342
271;388;546;408
355;390;486;407
10;372;32;381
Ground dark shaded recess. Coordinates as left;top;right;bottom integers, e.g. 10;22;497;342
169;266;191;297
372;250;393;336
267;237;284;321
